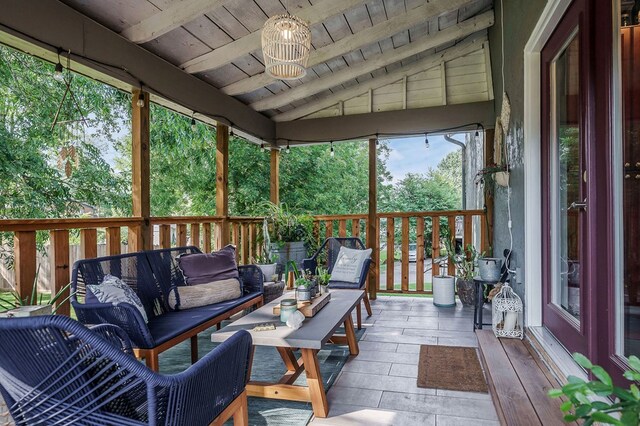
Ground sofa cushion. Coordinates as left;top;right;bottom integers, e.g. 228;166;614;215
177;245;239;285
167;278;242;310
146;292;261;347
87;275;149;323
330;247;372;284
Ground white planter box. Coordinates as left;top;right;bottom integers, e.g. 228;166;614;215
0;305;52;318
433;275;456;307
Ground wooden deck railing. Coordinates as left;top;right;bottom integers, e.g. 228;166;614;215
0;209;487;314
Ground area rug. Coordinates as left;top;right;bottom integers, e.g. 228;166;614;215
417;345;488;393
159;325;363;425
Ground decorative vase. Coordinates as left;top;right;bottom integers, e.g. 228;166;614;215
320;284;329;295
296;285;311;302
270;241;307;270
495;171;510;187
433;275;456;307
478;258;503;282
456;279;476;307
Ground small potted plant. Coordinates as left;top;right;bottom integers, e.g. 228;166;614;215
316;266;331;295
295;276;313;302
444;238;479;307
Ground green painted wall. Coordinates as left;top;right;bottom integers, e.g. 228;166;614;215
487;0;547;299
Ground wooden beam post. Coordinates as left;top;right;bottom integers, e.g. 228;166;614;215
14;231;36;303
50;230;70;316
216;124;230;246
484;128;495;255
270;148;280;205
368;137;378;300
131;89;151;251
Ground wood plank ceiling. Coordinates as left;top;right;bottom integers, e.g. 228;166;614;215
60;0;494;122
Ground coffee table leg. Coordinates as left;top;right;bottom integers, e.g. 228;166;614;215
301;348;329;418
344;315;359;356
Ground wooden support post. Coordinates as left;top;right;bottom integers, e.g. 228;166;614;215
203;223;212;252
190;223;200;248
484;128;495;254
416;217;425;292
131;89;151;251
106;227;121;256
270;148;280;205
14;231;36;304
80;229;97;259
159;224;171;249
216;124;230;246
177;224;187;247
368;137;378;300
50;230;70;316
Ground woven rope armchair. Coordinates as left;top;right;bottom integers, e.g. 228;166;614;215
0;315;252;425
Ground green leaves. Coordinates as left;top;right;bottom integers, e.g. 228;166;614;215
549;353;640;426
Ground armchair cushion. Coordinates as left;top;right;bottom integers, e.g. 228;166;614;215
167;278;241;310
257;263;278;281
330;246;372;284
87;275;149;323
177;244;239;285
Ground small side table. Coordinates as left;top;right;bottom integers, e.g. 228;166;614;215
472;278;496;330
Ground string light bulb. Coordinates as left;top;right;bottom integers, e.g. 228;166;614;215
475;129;480;143
230;130;235;137
260;143;265;151
190;116;196;131
53;61;64;82
136;92;145;108
330;141;335;157
286;142;290;153
424;134;430;149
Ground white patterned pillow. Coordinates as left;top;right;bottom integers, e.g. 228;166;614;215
330;247;372;284
87;275;148;323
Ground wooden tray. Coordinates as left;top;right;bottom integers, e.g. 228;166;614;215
273;293;331;318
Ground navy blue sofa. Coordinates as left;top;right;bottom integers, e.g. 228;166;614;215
71;246;263;371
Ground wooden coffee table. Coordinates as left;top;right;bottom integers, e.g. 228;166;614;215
211;289;363;418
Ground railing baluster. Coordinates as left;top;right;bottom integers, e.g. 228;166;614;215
232;223;240;262
159;225;171;249
416;217;425;292
339;220;347;238
177;224;187;247
190;223;200;248
249;223;256;262
203;223;212;252
313;221;320;247
352;219;360;239
241;224;249;265
447;216;456;277
80;229;97;259
50;230;70;316
14;231;37;306
464;214;473;253
106;227;121;255
481;213;489;254
432;217;440;277
401;217;409;292
325;220;333;239
386;217;395;291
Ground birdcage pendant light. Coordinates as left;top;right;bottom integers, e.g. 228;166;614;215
261;12;311;80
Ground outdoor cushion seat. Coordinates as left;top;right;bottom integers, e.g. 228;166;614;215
303;237;373;329
0;315;252;426
71;246;264;371
147;293;261;346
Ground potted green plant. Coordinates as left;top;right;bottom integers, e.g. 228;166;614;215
262;202;313;270
253;224;280;282
316;266;331;295
475;163;510;195
444;238;479;306
295;276;313;302
0;267;75;317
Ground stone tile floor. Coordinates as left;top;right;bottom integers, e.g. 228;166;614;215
310;296;499;426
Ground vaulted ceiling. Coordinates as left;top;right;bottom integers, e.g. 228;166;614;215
59;0;494;122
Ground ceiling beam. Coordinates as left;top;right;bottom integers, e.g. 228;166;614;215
250;11;494;112
222;0;474;96
273;34;487;122
121;0;227;44
0;0;274;141
180;0;364;75
276;101;495;144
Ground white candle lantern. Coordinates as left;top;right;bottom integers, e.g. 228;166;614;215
492;284;524;339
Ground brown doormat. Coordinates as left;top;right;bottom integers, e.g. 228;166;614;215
417;345;488;393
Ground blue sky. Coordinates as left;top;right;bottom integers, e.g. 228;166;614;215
385;134;462;183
